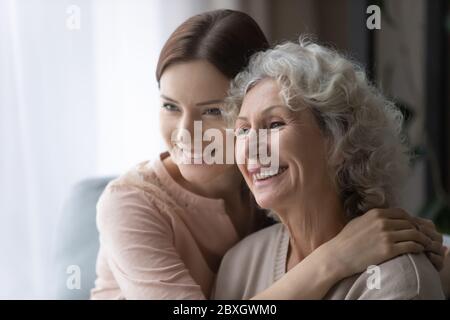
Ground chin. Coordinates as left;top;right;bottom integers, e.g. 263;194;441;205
178;164;226;184
253;193;278;210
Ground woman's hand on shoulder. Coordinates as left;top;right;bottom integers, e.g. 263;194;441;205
320;208;445;280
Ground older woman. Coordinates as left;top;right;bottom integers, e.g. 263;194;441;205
213;40;446;299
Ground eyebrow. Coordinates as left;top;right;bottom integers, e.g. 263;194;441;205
196;99;224;106
237;105;287;121
160;95;224;106
160;94;178;103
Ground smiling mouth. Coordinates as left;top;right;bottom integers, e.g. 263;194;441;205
252;166;288;183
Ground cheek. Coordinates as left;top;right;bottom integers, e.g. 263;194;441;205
159;113;177;147
236;160;251;188
282;130;328;179
235;138;246;164
277;130;302;158
301;131;328;165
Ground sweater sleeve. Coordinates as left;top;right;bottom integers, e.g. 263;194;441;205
343;253;445;300
95;184;206;299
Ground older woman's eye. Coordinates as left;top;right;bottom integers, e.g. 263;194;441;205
203;108;222;116
235;127;249;137
269;121;285;129
162;103;179;112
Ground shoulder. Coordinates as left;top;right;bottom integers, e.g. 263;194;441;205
343;253;445;300
97;160;158;211
96;160;172;232
104;159;163;194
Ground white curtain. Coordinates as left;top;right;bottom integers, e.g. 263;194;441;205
0;0;100;299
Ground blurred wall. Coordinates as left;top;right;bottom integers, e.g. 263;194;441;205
374;0;427;215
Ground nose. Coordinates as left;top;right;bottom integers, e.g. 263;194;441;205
176;112;203;148
179;111;195;133
243;129;258;165
244;129;272;165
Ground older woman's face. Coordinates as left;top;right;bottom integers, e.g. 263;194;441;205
235;78;332;210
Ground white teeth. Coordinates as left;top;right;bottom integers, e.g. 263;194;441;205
252;167;287;182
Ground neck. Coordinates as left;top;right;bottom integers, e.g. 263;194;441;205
185;165;254;237
165;155;243;202
192;167;245;205
186;168;254;238
277;185;347;265
163;155;253;237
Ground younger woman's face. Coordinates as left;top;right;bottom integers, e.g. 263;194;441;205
159;59;236;184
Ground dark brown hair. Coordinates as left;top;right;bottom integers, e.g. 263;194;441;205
156;9;269;83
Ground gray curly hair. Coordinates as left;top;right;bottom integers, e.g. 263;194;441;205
225;39;410;219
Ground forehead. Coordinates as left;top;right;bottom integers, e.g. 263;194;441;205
239;78;284;115
159;60;230;101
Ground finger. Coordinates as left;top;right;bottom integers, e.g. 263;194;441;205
385;219;417;231
426;252;444;271
393;241;425;256
379;208;412;221
425;241;447;257
412;217;435;228
389;229;432;248
418;225;443;243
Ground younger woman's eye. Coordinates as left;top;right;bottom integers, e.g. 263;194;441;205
203;108;222;116
269;121;285;129
162;103;179;112
235;127;250;137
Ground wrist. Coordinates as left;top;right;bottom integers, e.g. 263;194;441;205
314;241;348;282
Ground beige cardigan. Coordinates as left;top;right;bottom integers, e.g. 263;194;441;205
213;223;445;300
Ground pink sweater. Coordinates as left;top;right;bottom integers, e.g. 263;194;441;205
91;152;269;299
